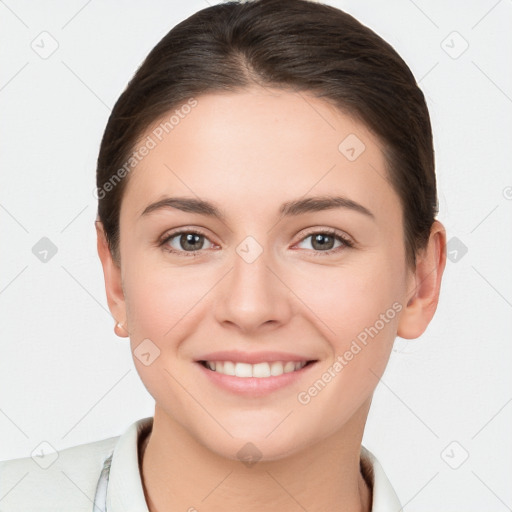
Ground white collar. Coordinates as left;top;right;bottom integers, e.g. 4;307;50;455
105;417;402;511
360;445;402;511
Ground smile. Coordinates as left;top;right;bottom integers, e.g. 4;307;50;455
200;360;313;378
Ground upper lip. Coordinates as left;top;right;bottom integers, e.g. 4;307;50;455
196;350;317;364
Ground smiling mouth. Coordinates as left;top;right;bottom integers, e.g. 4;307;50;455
199;360;317;378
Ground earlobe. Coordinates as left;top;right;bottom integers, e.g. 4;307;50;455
397;221;447;339
95;219;129;336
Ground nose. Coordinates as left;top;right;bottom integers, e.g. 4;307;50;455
214;238;293;334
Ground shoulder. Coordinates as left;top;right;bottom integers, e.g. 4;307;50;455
0;433;119;511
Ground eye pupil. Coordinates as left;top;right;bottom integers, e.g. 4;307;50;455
181;233;203;251
312;233;334;250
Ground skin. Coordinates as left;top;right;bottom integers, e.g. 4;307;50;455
96;87;446;512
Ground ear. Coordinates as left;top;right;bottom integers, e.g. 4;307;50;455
95;218;129;337
397;220;447;339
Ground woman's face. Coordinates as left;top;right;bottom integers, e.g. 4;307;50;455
113;88;416;460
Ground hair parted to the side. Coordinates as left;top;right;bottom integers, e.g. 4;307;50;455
96;0;438;269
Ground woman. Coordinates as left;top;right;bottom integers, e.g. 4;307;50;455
0;0;446;510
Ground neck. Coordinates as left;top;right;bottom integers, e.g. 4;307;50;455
140;405;372;512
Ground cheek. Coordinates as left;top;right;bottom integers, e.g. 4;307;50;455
121;261;213;414
289;259;403;344
123;255;214;339
286;254;405;406
289;265;402;428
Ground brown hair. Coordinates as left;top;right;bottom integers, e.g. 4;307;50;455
96;0;438;268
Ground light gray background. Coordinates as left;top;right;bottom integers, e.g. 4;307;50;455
1;0;511;510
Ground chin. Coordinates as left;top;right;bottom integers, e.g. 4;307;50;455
198;424;309;464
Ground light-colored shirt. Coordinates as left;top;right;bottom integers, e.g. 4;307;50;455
0;416;402;511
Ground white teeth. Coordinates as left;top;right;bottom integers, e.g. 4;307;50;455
204;360;309;378
253;362;271;378
222;361;235;376
235;362;252;378
285;362;296;373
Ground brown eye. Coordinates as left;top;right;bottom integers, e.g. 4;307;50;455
161;230;214;255
309;233;336;251
296;230;353;254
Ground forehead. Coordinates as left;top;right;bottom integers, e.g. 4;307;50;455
120;88;399;225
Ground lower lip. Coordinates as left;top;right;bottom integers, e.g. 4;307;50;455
195;361;317;397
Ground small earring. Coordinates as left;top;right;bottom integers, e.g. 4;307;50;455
114;321;129;337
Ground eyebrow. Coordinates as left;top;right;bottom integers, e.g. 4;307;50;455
139;195;375;221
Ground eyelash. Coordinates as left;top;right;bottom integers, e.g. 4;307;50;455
158;228;354;258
